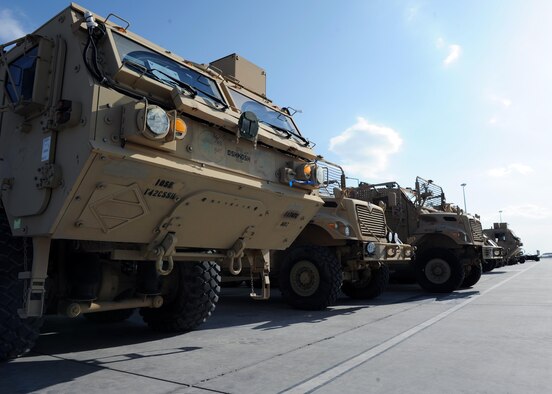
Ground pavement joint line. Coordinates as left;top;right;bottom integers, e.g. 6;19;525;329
280;263;537;394
197;302;425;385
198;284;490;386
35;352;231;394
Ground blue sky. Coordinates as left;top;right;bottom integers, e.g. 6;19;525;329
1;1;551;253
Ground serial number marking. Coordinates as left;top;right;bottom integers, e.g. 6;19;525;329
154;178;175;189
143;188;177;200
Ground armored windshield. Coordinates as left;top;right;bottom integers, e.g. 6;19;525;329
415;177;445;209
229;88;303;138
112;33;225;107
4;46;38;104
402;187;417;204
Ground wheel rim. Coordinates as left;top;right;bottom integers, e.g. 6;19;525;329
289;260;320;297
424;258;451;284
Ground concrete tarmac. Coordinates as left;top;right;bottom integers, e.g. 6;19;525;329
2;260;551;393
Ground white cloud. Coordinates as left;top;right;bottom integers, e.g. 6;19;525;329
0;9;26;42
443;44;461;65
488;163;534;177
486;94;512;126
490;94;512;108
406;6;420;22
328;117;403;179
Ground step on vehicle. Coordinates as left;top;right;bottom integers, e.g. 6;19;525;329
0;4;327;360
349;177;486;293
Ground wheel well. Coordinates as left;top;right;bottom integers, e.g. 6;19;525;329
291;224;345;248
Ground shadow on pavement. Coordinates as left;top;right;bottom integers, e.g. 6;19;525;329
1;280;486;393
34;313;182;354
483;270;508;275
1;315;200;393
207;288;366;331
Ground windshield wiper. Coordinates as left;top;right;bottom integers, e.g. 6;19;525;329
123;59;228;111
260;121;310;147
155;69;228;111
260;120;292;138
151;69;197;97
123;59;194;94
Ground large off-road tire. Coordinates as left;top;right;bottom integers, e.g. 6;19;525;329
461;263;482;288
342;264;390;300
0;210;43;361
279;245;341;310
414;249;465;293
83;308;135;323
140;261;220;332
482;259;496;273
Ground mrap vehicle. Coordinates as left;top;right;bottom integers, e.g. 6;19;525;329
272;160;414;310
483;223;525;265
0;4;326;360
349;177;485;293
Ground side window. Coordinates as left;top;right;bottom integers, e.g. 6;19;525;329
5;46;38;104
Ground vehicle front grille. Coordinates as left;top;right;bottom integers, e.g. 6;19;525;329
356;205;387;237
469;219;484;242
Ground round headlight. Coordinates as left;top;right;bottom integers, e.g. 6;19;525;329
386;247;397;257
145;106;170;138
315;166;325;184
366;242;376;255
493;249;501;256
405;248;412;258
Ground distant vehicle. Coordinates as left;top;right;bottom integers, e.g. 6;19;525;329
348;177;486;293
483;223;524;265
523;250;541;262
482;236;505;272
270;160;414;310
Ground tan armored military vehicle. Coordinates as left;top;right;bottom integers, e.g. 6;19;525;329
349;177;485;293
483;223;524;265
269;161;414;309
0;4;327;360
481;235;504;272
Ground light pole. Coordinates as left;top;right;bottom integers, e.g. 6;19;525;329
499;210;503;223
460;183;467;213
